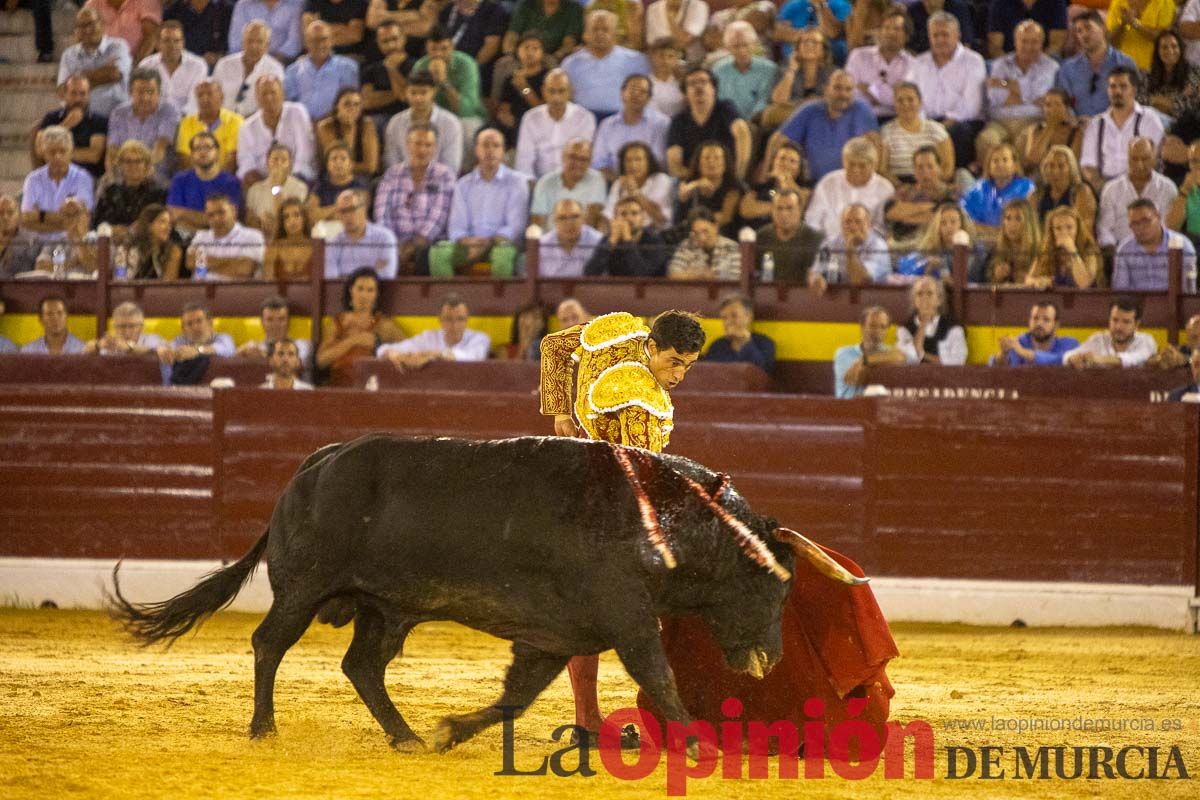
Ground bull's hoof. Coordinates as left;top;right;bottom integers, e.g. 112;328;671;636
432;719;458;754
391;735;427;754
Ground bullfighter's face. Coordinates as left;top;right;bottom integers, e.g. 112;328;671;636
645;339;699;391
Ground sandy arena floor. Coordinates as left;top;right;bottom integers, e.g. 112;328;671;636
1;609;1198;799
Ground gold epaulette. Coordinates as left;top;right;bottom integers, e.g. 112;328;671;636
586;362;673;421
580;312;649;352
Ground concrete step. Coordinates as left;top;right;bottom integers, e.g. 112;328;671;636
0;120;33;149
0;63;59;87
0;5;79;38
2;86;60;128
0;178;25;198
0;147;33;181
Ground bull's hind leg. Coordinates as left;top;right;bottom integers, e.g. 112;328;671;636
249;599;317;739
341;606;424;751
432;642;569;754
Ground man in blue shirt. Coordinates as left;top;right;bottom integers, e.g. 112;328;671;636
703;293;776;375
1053;10;1136;119
229;0;304;62
20;296;86;355
990;301;1079;366
591;74;669;180
20;126;95;238
772;70;878;183
283;19;359;119
167;131;243;230
326;190;398;278
559;9;649;118
834;305;905;398
1113;199;1199;292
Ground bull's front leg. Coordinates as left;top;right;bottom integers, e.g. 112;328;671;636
613;628;691;727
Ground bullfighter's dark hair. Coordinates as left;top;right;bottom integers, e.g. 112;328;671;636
342;267;381;312
1111;295;1143;321
650;310;705;355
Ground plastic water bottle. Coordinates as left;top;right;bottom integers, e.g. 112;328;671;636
365;374;379;392
51;246;66;278
826;251;841;285
113;245;128;280
761;251;775;283
194;246;208;281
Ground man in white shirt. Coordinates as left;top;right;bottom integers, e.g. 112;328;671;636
186;194;266;278
979;20;1058;161
139;21;208;115
1080;67;1164;193
237;75;317;183
383;71;464;173
905;10;986;168
325;190;399;279
84;301;165;355
1097;138;1178;248
213;21;285;118
515;69;597;179
844;7;915;119
808;204;892;292
377;293;491;367
804;136;895;240
236;295;313;376
1063;297;1157;369
538;199;604;278
260;338;313;389
57;6;132;117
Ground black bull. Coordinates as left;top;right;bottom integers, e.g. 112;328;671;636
109;434;861;753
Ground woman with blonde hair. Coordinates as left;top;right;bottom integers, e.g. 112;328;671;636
986;199;1041;285
898;201;986;281
1026;206;1102;289
1035;144;1097;234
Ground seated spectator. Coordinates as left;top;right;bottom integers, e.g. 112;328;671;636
603;141;673;232
168;132;243;231
364;0;435;63
899;201;985;282
773;70;877;186
158;302;235;383
984;198;1041;284
878;82;954;184
84;0;161;61
980;20;1059;162
1137;30;1199;119
645;0;710;63
1053;10;1136;119
844;0;891;51
306;144;367;229
561;10;650;118
739;142;805;231
503;0;584;62
530;139;607;230
31;199;98;276
756;188;821;283
302;0;367;57
438;0;507;92
59;7;132;117
326;190;398;278
413;25;486;150
315;266;403;386
1113;199;1198;292
84;300;165;355
703;293;775;374
34;74;108;179
1080;67;1165;192
235;294;313;369
667;207;740;280
502;299;548;361
555;297;593;328
962;143;1036;239
384;71;464;173
261;339;313;389
833;305;905;398
1063;296;1157;368
774;0;848;63
213;21;285;118
316;88;380;178
0;197;37;278
986;0;1067;58
844;7;914;120
125;203;184;279
885;145;957;242
1106;0;1174;72
20;296;86;354
177;81;242;174
516;69;597;180
1151;314;1200;370
763;25;833;127
106;68;181;185
494;31;550;148
433;129;528;277
1034;143;1097;236
21;127;96;238
906;11;986;169
1026;206;1101;289
186;194;266;278
585;195;669;277
238;75;317;184
711;21;776;121
1165;349;1200;401
538;199;603;277
263;198;315;278
809;203;891;291
646;37;685;118
374;124;457;275
1098;137;1177;249
991;300;1080;366
707;0;774;48
666;66;750;180
94;140;168;237
284;20;359;120
245;143;309;238
804;136;894;240
1016;89;1083;177
140;20;207;113
592;74;671;182
1167;140;1200;247
378;292;491;365
895;275;966;365
674;140;743;237
229;0;303;62
359;20;412;124
164;0;233;69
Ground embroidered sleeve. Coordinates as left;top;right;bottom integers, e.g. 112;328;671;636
539;325;583;416
618;406;669;452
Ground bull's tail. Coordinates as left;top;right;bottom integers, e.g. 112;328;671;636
106;530;270;647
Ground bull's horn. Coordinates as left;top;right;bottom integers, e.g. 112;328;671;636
773;528;870;586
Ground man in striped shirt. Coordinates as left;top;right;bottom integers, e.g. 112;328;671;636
374;124;458;276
